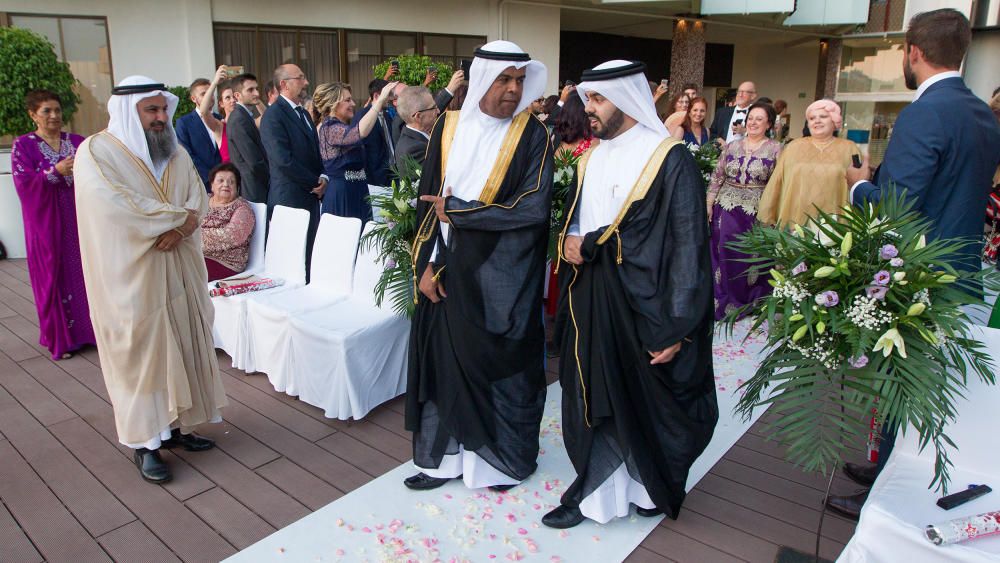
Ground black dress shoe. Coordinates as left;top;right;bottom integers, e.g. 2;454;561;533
161;429;215;452
133;448;172;483
843;462;878;487
635;506;662;517
825;490;868;521
542;504;586;529
403;473;456;491
489;484;517;493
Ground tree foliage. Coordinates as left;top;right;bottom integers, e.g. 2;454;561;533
0;27;80;137
372;54;454;92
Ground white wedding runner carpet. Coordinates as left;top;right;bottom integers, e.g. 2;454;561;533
226;321;766;563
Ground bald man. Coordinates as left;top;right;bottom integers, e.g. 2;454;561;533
710;81;757;143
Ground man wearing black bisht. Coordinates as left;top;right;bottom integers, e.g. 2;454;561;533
542;60;718;529
403;40;554;492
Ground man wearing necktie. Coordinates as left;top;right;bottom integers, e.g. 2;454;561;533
260;63;328;275
710;81;757;144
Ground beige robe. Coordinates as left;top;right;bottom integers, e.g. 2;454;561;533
74;131;227;444
757;137;862;227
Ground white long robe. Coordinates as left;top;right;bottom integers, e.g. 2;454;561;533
74;132;227;445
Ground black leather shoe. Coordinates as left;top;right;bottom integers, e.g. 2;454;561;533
843;462;878;487
403;473;456;491
133;448;172;483
489;484;517;493
635;506;662;517
161;429;215;452
542;504;586;529
825;490;868;521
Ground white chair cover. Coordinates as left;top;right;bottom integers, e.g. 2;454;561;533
244;201;268;274
245;213;362;387
368;184;392;223
286;222;410;419
212;205;309;369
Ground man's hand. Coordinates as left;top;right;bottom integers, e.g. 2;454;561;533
731;123;747;137
422;69;438;87
419;187;452;224
649;341;683;365
418;263;447;303
446;70;465;93
846;153;871;186
54;156;74;177
563;235;583;265
311;178;328;199
177;208;199;236
154;230;183;251
383;65;397;80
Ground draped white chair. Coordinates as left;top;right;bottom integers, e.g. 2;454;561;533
287;222;410;419
243;201;268;274
368;184;392;223
245;213;362;391
212;205;309;369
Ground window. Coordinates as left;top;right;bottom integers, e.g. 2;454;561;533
838;38;908;95
214;24;340;90
8;14;113;138
215;24;484;100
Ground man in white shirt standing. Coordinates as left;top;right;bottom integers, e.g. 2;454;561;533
710;81;757;144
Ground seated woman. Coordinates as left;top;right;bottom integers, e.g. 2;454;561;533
678;96;710;146
758;99;862;228
201;163;256;281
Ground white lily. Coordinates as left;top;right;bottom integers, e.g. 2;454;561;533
873;327;907;358
841;232;853;256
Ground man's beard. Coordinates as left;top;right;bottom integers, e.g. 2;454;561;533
144;123;177;167
903;56;917;90
590;108;626;140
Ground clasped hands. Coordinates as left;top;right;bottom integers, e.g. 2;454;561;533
561;234;683;365
155;208;199;251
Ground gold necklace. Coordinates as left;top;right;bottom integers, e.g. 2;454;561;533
810;137;835;152
744;136;766;156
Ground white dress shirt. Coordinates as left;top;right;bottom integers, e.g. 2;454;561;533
726;104;751;144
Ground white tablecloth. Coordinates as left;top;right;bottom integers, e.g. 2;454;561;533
839;327;1000;562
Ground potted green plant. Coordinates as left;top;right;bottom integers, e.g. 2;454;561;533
373;55;454;92
0;27;80;138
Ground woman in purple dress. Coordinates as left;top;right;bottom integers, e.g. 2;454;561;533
706;102;782;320
11;90;96;359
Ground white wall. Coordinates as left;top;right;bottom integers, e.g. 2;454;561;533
965;32;1000;103
3;0;214;87
731;41;820;132
500;3;561;96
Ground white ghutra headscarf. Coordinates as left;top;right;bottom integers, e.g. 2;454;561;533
576;60;669;138
106;75;179;181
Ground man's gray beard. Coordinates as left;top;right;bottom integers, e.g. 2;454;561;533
145;126;177;168
593;108;626;140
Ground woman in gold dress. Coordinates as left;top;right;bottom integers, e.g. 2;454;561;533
758;99;862;227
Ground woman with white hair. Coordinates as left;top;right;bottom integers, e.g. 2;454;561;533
758;99;862;227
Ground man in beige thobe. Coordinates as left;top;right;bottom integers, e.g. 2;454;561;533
74;76;227;483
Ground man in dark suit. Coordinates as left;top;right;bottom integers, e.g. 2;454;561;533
226;73;269;204
353;79;397;187
709;81;756;144
175;77;220;189
393;86;439;167
259;63;327;272
828;8;1000;520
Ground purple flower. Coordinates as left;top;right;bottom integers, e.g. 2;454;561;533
849;355;869;369
791;262;808;276
890;257;904;268
880;244;898;260
866;285;888;301
385;259;397;269
386;220;397;229
814;290;839;307
873;270;891;286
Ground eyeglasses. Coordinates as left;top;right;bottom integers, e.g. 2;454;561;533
415;106;438;115
284;75;307;82
737;89;756;95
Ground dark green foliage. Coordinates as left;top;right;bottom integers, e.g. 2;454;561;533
0;27;80;137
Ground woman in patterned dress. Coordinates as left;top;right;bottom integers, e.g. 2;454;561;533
201;163;255;281
11;90;96;359
706;102;782;320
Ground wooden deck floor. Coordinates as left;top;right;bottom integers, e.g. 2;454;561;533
0;257;859;562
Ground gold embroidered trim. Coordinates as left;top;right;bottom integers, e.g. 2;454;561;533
596;138;682;245
98;131;174;203
439;110;533;206
439;111;460;179
565;264;590;428
716;185;764;215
